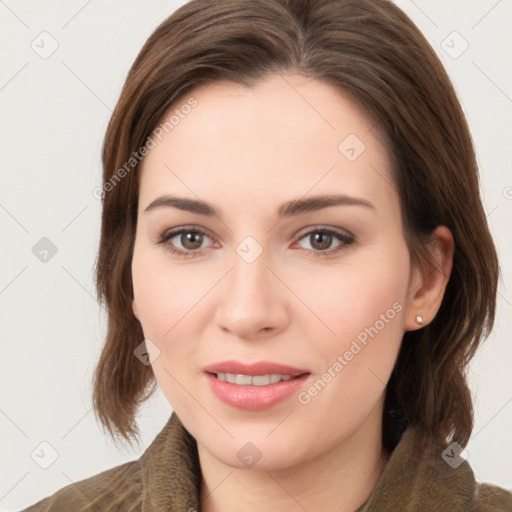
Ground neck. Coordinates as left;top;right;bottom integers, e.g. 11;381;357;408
198;413;389;512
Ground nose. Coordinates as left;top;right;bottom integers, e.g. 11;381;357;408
213;244;289;341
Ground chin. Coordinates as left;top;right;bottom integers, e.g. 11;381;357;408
206;437;308;471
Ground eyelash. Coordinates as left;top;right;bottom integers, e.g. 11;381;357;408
156;226;355;259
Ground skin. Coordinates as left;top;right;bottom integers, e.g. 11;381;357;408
131;73;454;512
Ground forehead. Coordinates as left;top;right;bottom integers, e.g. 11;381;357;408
138;73;396;216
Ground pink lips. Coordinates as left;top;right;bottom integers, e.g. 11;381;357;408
203;360;310;411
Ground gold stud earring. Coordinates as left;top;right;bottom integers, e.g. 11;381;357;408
415;315;424;326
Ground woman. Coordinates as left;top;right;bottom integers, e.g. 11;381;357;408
22;0;512;510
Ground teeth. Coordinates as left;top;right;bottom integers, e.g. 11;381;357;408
236;374;252;385
216;372;296;386
253;374;270;386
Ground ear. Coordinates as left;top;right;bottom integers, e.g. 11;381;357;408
132;298;140;321
404;226;454;331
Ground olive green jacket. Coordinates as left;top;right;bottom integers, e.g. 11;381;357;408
22;413;512;511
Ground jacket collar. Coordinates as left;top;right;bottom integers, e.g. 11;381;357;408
139;412;478;512
358;425;476;511
140;413;201;511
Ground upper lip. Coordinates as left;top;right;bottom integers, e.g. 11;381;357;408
203;360;309;377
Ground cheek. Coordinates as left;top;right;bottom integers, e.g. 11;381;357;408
131;245;206;412
131;245;223;390
132;243;210;338
293;244;409;410
302;245;409;355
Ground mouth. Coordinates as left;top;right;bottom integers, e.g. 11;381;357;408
203;360;311;411
213;372;297;386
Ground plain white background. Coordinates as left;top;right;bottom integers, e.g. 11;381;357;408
0;0;511;509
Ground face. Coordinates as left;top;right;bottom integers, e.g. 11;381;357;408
131;73;416;470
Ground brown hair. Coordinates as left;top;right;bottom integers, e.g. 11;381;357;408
93;0;499;452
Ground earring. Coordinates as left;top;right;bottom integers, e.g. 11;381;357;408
415;315;424;326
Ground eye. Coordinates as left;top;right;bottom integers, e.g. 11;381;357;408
156;226;354;258
294;227;354;258
157;227;214;257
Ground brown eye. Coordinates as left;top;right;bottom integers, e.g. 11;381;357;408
296;228;354;257
179;231;204;250
309;231;333;251
157;228;213;257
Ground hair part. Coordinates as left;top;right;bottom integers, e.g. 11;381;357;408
93;0;499;452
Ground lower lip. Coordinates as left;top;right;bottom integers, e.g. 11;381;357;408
205;373;310;411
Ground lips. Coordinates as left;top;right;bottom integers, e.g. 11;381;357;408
203;360;311;411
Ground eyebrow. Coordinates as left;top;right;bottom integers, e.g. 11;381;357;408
143;193;375;218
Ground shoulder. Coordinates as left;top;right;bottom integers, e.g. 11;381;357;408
471;481;512;511
20;459;143;512
364;425;512;511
